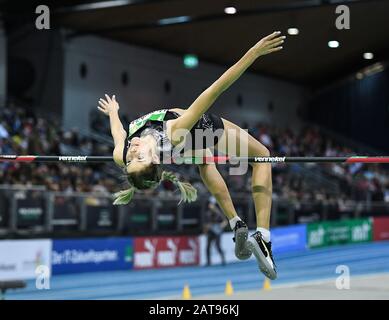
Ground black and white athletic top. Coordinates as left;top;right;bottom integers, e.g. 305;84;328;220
122;109;224;164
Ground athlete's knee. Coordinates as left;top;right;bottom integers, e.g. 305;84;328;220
261;145;270;157
250;145;270;169
250;141;270;158
252;184;272;195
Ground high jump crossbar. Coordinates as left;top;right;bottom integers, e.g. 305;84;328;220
1;155;389;164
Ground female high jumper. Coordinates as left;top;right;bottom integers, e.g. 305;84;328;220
97;31;285;280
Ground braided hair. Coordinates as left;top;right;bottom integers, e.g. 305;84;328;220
113;165;197;205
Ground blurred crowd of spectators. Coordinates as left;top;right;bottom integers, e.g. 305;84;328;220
1;104;389;209
248;123;389;204
0;105;116;194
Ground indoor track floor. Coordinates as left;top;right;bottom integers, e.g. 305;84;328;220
5;241;389;300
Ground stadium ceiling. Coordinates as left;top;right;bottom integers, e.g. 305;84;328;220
1;0;389;87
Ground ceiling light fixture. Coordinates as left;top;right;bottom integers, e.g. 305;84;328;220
328;40;340;48
224;7;237;15
287;28;299;35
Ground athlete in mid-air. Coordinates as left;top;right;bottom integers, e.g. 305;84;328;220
98;31;286;279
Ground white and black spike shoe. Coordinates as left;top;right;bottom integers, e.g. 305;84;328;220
233;220;252;260
247;231;277;280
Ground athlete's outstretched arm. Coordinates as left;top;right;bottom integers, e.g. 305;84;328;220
98;94;127;166
172;31;285;133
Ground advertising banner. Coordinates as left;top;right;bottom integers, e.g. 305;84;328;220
199;224;307;266
308;218;373;248
373;217;389;241
0;239;52;280
272;224;307;253
52;237;133;274
134;236;199;269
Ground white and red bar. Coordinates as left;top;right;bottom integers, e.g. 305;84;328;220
1;155;389;164
0;155;113;163
345;157;389;164
201;156;389;164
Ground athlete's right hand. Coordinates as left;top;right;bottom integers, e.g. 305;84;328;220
98;94;119;116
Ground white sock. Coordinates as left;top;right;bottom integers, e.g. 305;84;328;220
257;227;271;242
229;216;242;230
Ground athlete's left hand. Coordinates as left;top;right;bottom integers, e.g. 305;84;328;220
251;31;285;57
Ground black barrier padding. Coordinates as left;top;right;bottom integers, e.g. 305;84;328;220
123;201;153;235
181;203;202;232
86;205;117;231
52;196;80;231
157;202;178;232
16;196;45;229
0;192;9;228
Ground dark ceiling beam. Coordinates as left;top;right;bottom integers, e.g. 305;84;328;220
0;0;170;26
56;0;172;14
67;0;380;39
1;0;171;43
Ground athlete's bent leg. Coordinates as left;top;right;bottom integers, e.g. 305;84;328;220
198;163;252;260
217;119;277;279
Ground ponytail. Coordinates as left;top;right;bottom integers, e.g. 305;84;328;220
113;187;135;205
113;170;197;205
161;171;197;204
